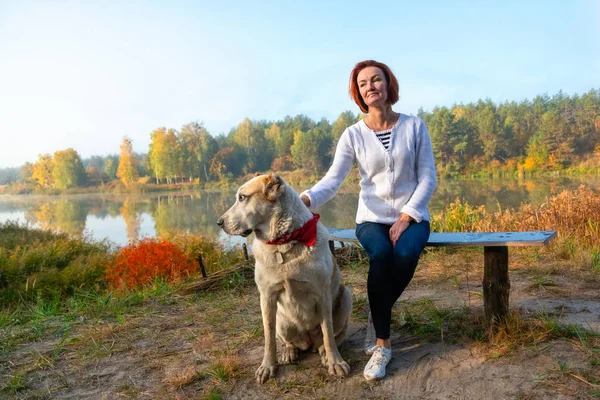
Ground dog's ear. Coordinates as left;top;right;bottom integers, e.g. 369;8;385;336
263;174;284;202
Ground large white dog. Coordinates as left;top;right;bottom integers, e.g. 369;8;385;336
218;174;352;383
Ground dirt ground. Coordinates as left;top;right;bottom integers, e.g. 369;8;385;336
2;248;600;399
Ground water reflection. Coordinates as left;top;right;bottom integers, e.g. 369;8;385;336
0;176;598;247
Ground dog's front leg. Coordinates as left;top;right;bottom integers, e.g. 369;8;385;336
320;293;350;377
256;291;278;383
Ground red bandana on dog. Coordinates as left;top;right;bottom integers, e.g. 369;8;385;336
266;213;320;247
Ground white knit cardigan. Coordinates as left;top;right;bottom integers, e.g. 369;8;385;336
301;113;437;224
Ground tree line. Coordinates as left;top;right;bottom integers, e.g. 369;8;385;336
420;89;600;175
1;89;599;188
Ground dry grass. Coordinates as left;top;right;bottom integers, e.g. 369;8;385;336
163;365;202;390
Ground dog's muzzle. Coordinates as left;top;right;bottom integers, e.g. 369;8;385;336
217;217;253;237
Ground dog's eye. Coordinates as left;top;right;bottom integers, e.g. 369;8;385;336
238;194;246;202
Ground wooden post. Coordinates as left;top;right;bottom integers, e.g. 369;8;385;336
242;243;249;261
483;246;509;328
197;254;207;278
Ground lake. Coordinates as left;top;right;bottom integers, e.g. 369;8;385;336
1;175;599;248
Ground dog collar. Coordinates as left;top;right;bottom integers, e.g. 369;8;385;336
266;213;320;247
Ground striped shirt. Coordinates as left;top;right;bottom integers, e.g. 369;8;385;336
375;129;393;150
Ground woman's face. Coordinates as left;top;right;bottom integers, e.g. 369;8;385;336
357;66;388;109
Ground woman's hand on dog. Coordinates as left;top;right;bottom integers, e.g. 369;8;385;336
300;194;311;208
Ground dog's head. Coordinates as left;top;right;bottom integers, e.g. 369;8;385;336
217;174;286;238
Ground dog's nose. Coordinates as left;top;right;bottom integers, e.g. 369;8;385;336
217;218;224;227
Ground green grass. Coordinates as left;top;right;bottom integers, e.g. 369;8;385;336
528;272;558;290
206;362;231;383
2;372;28;393
203;387;223;400
591;248;600;272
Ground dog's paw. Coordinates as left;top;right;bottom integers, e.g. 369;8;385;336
327;359;350;377
318;347;327;366
255;363;277;383
280;345;299;364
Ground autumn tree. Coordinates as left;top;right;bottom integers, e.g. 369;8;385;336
149;128;179;183
52;148;86;189
31;154;54;188
117;137;139;185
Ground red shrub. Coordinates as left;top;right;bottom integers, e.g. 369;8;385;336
106;239;197;289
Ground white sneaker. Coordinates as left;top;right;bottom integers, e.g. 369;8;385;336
364;311;377;355
363;345;392;381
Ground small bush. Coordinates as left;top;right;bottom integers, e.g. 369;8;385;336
105;239;198;290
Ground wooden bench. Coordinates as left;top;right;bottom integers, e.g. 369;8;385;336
327;228;557;326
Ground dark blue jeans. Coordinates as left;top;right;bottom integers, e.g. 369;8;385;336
356;220;430;339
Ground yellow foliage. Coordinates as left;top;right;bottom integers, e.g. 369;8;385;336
522;156;538;171
117;137;139;186
31;154;54;188
547;153;559;169
451;106;466;120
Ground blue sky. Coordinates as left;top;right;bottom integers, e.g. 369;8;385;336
1;0;599;168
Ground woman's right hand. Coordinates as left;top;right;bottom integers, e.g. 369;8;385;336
300;194;311;208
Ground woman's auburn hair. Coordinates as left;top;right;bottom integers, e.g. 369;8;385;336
349;60;399;113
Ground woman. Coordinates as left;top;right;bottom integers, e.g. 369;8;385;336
300;60;436;381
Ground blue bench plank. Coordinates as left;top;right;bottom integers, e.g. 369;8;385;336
327;228;557;247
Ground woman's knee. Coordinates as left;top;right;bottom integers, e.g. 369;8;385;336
392;248;421;266
369;243;393;264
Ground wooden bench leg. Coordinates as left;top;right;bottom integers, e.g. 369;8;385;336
483;246;510;328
